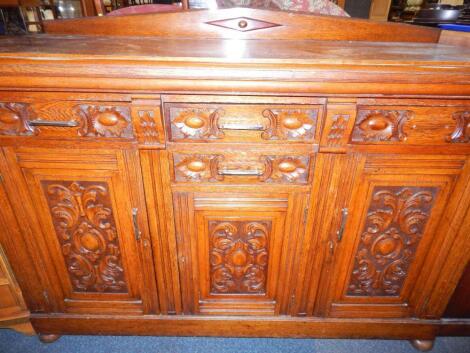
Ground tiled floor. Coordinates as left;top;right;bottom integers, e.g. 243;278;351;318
0;330;469;353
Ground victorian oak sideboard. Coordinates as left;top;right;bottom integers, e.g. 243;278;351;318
0;8;469;351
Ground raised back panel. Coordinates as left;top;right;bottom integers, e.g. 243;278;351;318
43;7;440;43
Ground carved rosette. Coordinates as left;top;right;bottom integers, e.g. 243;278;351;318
352;110;413;142
171;108;224;140
347;186;437;297
262;109;316;141
260;156;309;183
0;102;36;136
447;111;470;143
209;220;270;294
42;181;128;293
76;105;133;138
327;114;350;144
174;154;223;182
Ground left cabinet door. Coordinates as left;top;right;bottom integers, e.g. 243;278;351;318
0;147;156;315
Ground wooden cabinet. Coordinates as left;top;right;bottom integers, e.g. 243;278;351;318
0;7;469;350
0;147;157;315
173;190;308;315
317;154;470;319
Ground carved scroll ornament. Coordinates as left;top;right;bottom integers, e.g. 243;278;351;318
43;181;128;293
347;186;437;297
210;220;270;294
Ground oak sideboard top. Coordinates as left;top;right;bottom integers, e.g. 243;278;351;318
0;7;469;95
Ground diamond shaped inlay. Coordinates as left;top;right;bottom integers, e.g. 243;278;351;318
206;17;281;32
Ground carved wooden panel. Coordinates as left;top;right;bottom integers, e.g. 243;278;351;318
174;154;223;182
132;106;165;146
76;105;133;138
170;108;224;140
347;186;438;297
260;156;309;183
352;110;413;142
42;180;128;293
209;220;270;294
173;153;310;184
205;17;281;32
448;111;470;143
261;109;316;141
0;103;35;136
327;114;350;144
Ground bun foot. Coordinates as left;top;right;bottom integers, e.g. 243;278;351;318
38;334;61;343
409;339;435;352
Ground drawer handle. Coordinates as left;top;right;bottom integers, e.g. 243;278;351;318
132;208;141;241
218;169;263;176
336;208;349;242
28;119;80;127
218;123;264;131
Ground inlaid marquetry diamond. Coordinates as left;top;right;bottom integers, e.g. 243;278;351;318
206;17;281;32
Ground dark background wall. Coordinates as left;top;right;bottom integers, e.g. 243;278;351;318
345;0;372;18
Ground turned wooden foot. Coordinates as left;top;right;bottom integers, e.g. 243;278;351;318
38;334;61;343
409;339;435;352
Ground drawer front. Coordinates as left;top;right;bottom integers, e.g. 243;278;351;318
172;152;312;185
0;101;133;139
351;105;470;145
165;103;322;143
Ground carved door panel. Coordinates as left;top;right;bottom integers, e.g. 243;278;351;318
3;147;154;315
173;191;308;315
320;154;470;318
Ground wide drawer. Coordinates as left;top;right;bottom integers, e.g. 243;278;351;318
163;96;324;144
351;104;470;145
170;149;313;185
0;100;133;139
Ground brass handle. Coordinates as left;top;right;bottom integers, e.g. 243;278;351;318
218;123;264;131
29;119;80;127
132;208;141;241
218;169;263;176
336;208;349;242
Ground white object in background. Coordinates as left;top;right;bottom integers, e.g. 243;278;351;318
439;1;464;5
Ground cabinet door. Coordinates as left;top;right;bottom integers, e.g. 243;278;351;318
320;154;470;318
2;147;156;315
173;191;308;315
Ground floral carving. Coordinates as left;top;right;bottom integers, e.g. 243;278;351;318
42;181;128;293
447;111;470;143
262;109;316;140
260;156;309;183
327;114;350;144
347;186;437;297
0;102;36;136
209;221;270;294
352;110;413;142
76;105;133;138
174;154;223;182
171;108;224;140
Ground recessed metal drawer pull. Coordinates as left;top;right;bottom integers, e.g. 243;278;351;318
218;123;264;131
28;120;80;127
217;169;263;176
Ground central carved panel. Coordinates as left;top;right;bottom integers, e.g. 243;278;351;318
209;220;271;294
42;180;128;293
347;186;437;297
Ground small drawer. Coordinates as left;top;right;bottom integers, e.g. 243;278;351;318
164;103;322;143
351;105;470;145
0;101;133;139
172;152;312;184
